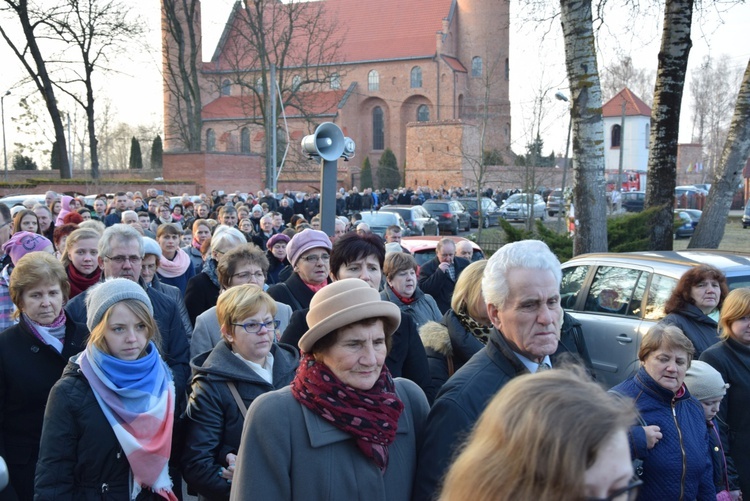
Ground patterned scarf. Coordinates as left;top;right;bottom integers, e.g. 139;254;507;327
23;310;67;353
78;342;177;501
157;248;191;278
291;354;404;471
202;258;220;288
67;263;102;298
456;307;492;345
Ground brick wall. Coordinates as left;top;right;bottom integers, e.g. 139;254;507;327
164;152;264;193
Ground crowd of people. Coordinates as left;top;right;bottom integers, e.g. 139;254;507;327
0;187;746;501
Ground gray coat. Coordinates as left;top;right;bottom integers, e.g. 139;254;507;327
229;379;429;501
380;284;442;329
191;302;292;359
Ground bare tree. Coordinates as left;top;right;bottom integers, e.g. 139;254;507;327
0;0;71;177
601;56;655;105
559;0;608;255
644;0;694;251
689;59;750;248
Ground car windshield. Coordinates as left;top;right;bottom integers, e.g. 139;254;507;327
506;194;532;204
424;203;448;211
361;213;396;226
381;208;410;219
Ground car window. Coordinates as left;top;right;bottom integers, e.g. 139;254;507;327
644;274;678;320
415;207;428;218
561;265;590;309
583;266;643;316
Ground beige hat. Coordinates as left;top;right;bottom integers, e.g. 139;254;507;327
299;278;401;353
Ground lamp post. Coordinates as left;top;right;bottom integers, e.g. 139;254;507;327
1;90;9;182
554;91;572;233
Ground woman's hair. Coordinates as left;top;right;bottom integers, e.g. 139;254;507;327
10;252;70;317
210;226;246;254
383;252;417;281
638;323;695;365
172;203;183;214
13;209;39;233
310;316;393;355
217;243;269;289
88;299;161;355
330;232;385;278
718;288;750;340
156;222;181;239
60;227;101;268
216;284;277;337
439;368;636;501
192;218;210;233
664;264;728;313
78;219;105;234
452;259;488;319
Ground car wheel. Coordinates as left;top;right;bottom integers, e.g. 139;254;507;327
453;221;459;235
548;210;555;217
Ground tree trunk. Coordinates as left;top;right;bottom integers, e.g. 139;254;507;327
688;59;750;248
85;70;100;179
644;0;693;250
559;0;608;255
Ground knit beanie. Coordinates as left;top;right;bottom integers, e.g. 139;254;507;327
85;278;153;331
2;231;53;265
142;237;162;258
285;229;332;267
684;360;728;401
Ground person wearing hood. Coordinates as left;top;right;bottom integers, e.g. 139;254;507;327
182;285;298;500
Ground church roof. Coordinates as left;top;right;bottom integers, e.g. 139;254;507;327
602;88;652;118
208;0;454;71
202;90;347;121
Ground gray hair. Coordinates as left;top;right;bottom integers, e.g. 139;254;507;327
260;214;273;224
482;240;561;310
32;203;52;215
121;210;138;222
99;224;144;258
210;225;246;254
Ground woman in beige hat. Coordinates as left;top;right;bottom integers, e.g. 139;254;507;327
229;278;429;501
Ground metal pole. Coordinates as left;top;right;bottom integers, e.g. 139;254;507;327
617;99;626;202
1;91;8;182
270;63;277;192
320;158;337;236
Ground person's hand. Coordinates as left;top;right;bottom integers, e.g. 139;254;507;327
438;262;451;273
220;453;237;481
643;425;662;449
730;490;742;501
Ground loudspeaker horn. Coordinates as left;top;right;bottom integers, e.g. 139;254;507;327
301;123;345;161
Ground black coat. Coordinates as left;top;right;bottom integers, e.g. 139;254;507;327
417;256;471;314
182;341;298;500
0;316;87;501
185;271;221;327
266;273;321;312
34;360;165;500
661;304;720;358
265;251;289;286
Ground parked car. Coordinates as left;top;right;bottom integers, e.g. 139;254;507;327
379;205;438;236
358;211;409;238
674;185;704;209
421;200;471;234
457;197;502;228
0;194;46;209
499;193;546;221
621;191;645;212
673;211;695;239
400;236;485;268
545;189;565;217
561;250;750;388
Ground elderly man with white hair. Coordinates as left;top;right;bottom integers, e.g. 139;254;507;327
413;240;564;501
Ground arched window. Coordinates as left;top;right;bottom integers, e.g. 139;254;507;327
221;79;231;96
330;73;341;90
410;66;422;88
292;75;302;91
368;70;379;91
472;57;482;77
611;124;621;148
206;129;216;152
241;127;251;153
644;123;650;149
417;105;429;122
372;107;384;150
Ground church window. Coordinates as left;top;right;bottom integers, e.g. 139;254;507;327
417;105;429;122
330;73;341;90
372;107;384;150
411;67;422;88
221;79;231;96
241;127;251;153
206;129;216;152
368;70;379;91
611;124;621;148
472;57;482;77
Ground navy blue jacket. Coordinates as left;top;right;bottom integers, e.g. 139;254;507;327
611;367;713;501
417;256;470;314
660;304;720;358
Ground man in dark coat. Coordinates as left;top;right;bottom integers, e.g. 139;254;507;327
418;238;470;314
413;240;563;501
103;191;129;227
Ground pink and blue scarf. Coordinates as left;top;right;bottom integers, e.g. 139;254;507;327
79;342;177;500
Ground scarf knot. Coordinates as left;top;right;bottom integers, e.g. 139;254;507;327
157;248;191;278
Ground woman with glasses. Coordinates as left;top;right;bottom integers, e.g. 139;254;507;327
439;368;640;501
183;285;298;500
611;324;714;501
267;229;331;313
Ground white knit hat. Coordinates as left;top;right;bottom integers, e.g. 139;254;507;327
684;360;728;401
85;278;153;331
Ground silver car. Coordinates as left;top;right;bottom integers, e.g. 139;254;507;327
561;250;750;388
500;193;546;221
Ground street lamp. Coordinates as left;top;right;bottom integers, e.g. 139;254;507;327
555;91;572;233
1;90;9;183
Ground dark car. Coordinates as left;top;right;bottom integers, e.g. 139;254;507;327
358;211;409;239
545;188;565;217
673;211;695;239
421;200;471;235
400;236;485;267
621;191;645;212
457;197;502;228
378;205;439;236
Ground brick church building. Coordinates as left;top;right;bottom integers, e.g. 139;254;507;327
161;0;511;193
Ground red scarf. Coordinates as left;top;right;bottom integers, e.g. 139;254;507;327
391;287;417;305
291;354;403;470
67;264;102;298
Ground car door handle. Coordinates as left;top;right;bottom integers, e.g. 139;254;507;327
616;334;633;344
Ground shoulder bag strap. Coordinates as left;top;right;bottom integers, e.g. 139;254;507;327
226;381;248;418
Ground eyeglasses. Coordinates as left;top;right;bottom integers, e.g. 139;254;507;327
232;319;281;334
105;255;142;264
300;253;330;264
232;271;265;281
585;478;642;501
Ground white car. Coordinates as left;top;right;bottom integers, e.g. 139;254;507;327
500;193;546;221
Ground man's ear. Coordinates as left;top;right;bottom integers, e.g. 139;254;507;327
487;302;501;331
98;256;105;271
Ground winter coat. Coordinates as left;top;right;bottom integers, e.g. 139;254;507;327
417;256;471;314
610;367;714;501
701;337;750;495
0;316;87;501
707;418;740;494
551;312;595;375
660;303;720;358
183;245;204;276
228;379;429;501
182;341;298;500
267;273;323;312
34;360;166;501
190;303;293;360
380;284;441;329
150;275;193;343
185;271;221;327
413;327;529;501
265;250;289;286
419;321;454;392
156;252;196;296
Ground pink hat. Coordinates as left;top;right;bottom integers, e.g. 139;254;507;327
286;229;332;267
2;231;53;265
266;233;290;250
